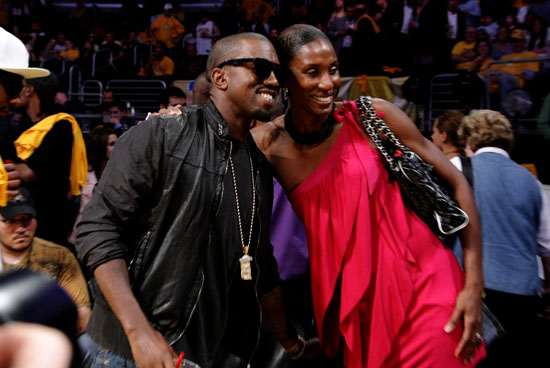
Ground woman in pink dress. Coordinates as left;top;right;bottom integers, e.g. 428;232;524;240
252;24;486;367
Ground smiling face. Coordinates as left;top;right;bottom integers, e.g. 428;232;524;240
223;38;280;122
287;38;340;119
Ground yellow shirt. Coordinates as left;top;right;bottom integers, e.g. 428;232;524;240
14;113;87;196
60;49;80;61
139;55;175;76
239;0;262;21
0;156;7;206
452;41;476;70
499;51;540;76
151;15;185;48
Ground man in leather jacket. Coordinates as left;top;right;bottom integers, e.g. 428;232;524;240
76;33;307;367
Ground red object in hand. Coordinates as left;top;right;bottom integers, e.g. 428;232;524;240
175;352;184;368
4;160;12;164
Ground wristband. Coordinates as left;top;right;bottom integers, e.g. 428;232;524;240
284;335;306;360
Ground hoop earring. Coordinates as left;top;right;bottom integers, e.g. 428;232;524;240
282;87;289;102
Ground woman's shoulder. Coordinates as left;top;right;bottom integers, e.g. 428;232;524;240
251;115;285;156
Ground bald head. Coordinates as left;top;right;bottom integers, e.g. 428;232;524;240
205;32;272;83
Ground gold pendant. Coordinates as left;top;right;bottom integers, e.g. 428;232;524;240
239;254;253;280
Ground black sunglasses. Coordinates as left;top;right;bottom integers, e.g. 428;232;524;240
217;58;280;81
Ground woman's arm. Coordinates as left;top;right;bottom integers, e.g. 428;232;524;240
370;98;484;363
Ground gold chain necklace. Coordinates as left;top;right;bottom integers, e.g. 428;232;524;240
228;141;256;280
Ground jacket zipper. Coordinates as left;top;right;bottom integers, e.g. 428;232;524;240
247;163;263;366
169;138;232;345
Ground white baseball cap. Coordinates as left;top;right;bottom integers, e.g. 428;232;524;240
0;27;50;79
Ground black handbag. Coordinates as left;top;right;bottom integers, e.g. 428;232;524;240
356;96;469;239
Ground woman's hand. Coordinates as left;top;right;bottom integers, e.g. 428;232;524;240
444;285;484;365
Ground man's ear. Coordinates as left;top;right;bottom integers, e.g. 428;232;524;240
22;84;34;97
210;68;228;91
441;131;449;143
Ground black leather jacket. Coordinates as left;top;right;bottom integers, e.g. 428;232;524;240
76;100;279;362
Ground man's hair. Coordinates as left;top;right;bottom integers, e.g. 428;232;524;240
459;110;514;153
0;69;23;98
26;74;59;116
275;24;329;83
205;32;270;83
435;110;465;149
160;86;186;107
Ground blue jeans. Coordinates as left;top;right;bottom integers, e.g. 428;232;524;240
91;348;137;368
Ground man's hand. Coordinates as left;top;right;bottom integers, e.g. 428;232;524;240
127;324;177;368
5;162;20;200
444;287;484;365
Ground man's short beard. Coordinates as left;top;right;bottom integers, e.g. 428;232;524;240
252;108;274;122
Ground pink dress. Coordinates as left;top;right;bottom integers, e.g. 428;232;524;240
288;101;486;368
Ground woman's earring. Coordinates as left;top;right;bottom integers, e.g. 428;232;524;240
282;87;288;102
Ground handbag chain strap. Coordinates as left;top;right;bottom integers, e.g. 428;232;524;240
356;96;410;170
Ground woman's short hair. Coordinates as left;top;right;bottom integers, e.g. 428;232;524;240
459;110;514;153
275;24;329;83
435;110;465;149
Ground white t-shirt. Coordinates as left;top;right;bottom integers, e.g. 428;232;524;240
196;20;214;56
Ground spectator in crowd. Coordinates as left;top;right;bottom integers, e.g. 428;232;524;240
451;25;478;70
527;16;550;55
139;41;175;77
150;3;185;59
458;0;481;26
102;89;114;105
336;3;356;76
76;32;315;367
350;3;382;75
99;32;125;76
54;91;86;115
491;25;513;60
68;125;116;246
326;0;348;57
410;0;449;74
196;12;221;70
431;110;466;168
468;39;494;75
178;43;203;80
459;109;550;368
0;27;45;204
54;32;67;52
159;86;186;109
446;0;467;52
528;0;550;26
494;29;540;98
102;101;127;136
39;38;61;64
59;39;80;63
0;188;91;335
11;73;87;247
477;15;498;41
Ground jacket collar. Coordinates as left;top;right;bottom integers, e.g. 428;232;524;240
203;99;231;139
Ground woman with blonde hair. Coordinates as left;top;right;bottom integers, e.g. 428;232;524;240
459;109;550;367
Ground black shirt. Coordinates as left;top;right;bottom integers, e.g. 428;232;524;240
24;119;73;245
175;137;261;366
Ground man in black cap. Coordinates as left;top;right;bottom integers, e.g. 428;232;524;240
0;188;90;335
